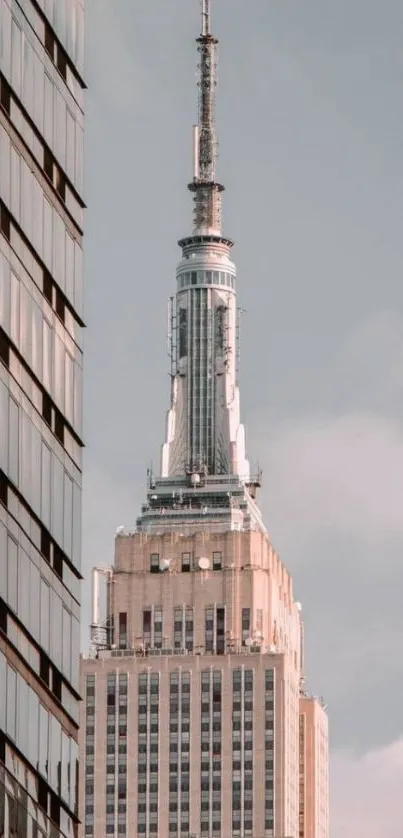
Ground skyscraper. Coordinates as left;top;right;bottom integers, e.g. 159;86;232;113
299;697;329;838
80;3;328;838
0;1;84;836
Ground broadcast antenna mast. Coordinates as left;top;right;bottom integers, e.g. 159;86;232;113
189;0;224;235
201;0;210;36
163;0;254;488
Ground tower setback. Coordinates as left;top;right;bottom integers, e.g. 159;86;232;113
79;3;329;838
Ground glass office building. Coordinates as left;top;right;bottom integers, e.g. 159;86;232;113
0;1;84;836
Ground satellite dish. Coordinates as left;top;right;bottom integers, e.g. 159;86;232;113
245;637;253;647
198;557;210;571
116;526;125;535
159;558;171;571
295;601;302;612
190;473;201;485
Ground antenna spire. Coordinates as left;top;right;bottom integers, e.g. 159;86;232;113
188;0;224;235
201;0;211;36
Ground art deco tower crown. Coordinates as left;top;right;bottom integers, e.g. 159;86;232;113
138;0;263;534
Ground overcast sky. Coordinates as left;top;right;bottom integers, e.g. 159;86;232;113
83;2;403;833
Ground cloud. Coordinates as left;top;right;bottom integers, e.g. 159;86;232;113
332;311;403;418
332;739;403;838
260;411;403;553
252;409;403;748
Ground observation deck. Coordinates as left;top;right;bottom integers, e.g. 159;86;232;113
136;472;265;535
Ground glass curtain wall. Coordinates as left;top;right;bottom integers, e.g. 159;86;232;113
0;1;84;836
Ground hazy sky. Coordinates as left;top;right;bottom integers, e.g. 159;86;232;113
83;2;403;833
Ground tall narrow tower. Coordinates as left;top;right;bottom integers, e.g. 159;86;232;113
154;0;262;533
79;4;329;838
162;4;249;482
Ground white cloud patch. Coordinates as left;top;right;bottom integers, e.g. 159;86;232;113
259;411;403;555
332;739;403;838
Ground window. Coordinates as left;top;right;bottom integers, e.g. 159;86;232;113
143;610;151;647
181;552;191;572
0;205;10;240
119;613;127;649
0;76;11;113
153;607;163;649
185;606;194;651
215;305;226;351
200;669;221;829
265;669;275;829
150;678;159;695
150;553;160;573
54;410;64;444
216;607;225;654
57;48;68;82
205;605;226;653
43;270;53;303
173;605;193;651
212;551;222;571
56;288;65;322
44;23;55;60
0;330;9;366
205;606;214;652
242;608;250;645
179;308;188;358
174;606;183;649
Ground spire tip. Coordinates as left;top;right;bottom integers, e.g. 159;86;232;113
201;0;211;37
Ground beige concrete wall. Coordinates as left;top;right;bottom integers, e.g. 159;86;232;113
299;696;329;838
79;527;329;838
111;529;300;665
80;651;300;838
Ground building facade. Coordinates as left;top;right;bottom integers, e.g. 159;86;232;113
81;531;302;838
80;2;328;838
299;697;329;838
0;1;84;836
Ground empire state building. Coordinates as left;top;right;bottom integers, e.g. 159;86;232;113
79;3;329;838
